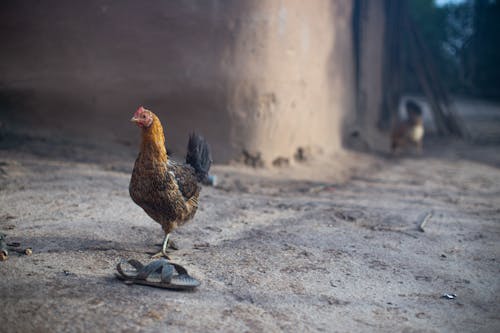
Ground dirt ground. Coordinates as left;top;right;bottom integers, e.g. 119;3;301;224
0;129;499;332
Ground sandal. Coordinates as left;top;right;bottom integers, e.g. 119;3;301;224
116;259;200;290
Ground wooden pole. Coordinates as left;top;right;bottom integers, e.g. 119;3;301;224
402;2;469;138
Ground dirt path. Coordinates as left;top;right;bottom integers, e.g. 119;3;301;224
0;137;499;332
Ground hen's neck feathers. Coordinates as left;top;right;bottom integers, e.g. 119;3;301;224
140;114;168;165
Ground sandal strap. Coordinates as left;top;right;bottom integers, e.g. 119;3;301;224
127;259;144;271
161;263;175;282
170;262;189;276
116;259;145;279
136;259;167;280
135;259;176;283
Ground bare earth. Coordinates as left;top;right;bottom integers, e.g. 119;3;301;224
0;133;499;333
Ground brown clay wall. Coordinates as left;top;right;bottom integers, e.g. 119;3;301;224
0;0;356;163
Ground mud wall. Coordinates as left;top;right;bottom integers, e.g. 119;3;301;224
0;0;356;164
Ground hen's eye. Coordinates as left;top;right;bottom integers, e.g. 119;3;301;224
142;115;146;119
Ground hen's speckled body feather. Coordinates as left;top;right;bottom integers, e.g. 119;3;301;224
129;112;201;235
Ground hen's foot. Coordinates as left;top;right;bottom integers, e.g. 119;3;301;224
150;250;171;260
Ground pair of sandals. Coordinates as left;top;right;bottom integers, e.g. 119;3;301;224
116;258;200;291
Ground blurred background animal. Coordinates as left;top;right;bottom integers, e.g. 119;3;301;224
390;100;424;155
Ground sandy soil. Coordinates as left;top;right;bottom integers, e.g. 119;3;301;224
0;132;499;333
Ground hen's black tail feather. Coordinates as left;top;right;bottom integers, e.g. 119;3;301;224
186;133;212;183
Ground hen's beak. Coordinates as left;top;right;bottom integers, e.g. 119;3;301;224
131;116;139;123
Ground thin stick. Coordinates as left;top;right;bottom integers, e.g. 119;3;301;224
418;212;433;232
370;225;419;239
10;247;33;256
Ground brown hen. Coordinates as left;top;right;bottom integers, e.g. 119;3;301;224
129;106;212;258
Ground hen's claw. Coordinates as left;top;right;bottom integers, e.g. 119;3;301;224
151;250;171;260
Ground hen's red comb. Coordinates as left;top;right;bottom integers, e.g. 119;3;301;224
134;106;145;118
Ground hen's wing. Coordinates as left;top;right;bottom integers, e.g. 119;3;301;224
167;160;200;201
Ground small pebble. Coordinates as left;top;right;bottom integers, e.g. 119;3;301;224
442;293;457;299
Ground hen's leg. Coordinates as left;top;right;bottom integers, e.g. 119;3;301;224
154;238;179;250
151;233;170;259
